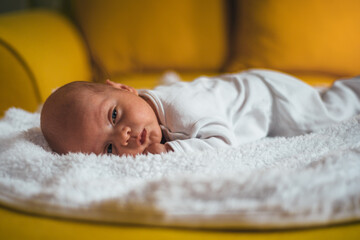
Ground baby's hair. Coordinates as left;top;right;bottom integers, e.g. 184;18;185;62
40;81;109;153
58;81;108;94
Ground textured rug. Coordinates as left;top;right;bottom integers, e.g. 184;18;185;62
0;108;359;229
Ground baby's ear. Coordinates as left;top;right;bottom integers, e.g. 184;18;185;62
106;79;138;95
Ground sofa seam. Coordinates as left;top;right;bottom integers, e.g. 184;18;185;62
0;38;42;104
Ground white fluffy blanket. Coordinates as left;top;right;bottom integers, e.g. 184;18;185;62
0;108;360;229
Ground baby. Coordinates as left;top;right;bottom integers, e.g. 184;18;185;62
40;79;170;156
41;69;360;156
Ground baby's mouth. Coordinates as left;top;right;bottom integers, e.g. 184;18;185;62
140;129;146;145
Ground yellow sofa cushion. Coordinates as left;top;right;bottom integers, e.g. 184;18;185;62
2;206;360;240
228;0;360;77
72;0;227;78
0;10;91;109
0;42;39;114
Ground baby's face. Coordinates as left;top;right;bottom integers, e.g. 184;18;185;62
61;82;162;156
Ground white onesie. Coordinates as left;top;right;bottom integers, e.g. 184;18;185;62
139;69;360;153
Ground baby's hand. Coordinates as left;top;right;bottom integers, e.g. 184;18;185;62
144;143;172;155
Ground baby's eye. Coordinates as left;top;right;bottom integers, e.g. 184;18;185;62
107;144;113;154
112;108;117;124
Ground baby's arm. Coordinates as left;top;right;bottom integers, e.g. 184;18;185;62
144;143;173;155
166;137;234;153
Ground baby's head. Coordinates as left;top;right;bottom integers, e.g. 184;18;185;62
41;80;162;156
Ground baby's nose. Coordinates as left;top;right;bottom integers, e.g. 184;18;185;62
119;126;131;146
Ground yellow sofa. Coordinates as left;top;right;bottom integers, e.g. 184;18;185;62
1;0;360;239
2;0;360;116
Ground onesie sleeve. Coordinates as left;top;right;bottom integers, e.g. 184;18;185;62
166;137;232;153
163;117;240;153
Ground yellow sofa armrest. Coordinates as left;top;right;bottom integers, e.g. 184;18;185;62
0;9;91;114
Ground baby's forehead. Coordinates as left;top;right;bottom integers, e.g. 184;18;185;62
50;82;113;117
64;84;107;100
51;87;90;113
